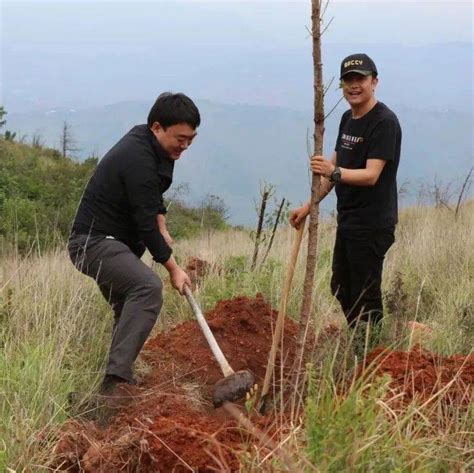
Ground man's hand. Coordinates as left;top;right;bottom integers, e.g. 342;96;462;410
310;155;336;178
163;255;191;294
169;266;191;295
289;202;310;229
157;214;174;246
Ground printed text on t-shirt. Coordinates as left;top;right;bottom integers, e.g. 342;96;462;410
341;133;364;150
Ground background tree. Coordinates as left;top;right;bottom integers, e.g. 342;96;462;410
59;121;79;158
200;193;229;230
0;106;6;129
260;196;288;267
0;106;18;142
250;183;289;270
31;133;44;150
4;130;17;142
251;183;274;271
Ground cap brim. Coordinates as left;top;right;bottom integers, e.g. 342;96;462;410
340;69;373;79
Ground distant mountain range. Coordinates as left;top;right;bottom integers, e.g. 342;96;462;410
3;0;473;224
4;42;472;116
7;99;472;224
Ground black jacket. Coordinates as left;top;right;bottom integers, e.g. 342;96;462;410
71;125;173;263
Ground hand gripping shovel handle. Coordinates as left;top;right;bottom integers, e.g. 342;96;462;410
183;285;235;378
259;223;305;413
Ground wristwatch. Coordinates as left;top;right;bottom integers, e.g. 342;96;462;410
330;166;342;183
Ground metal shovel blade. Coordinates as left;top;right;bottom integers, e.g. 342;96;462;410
212;370;255;407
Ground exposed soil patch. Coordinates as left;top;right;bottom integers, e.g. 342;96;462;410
360;346;474;406
52;295;473;471
145;294;299;394
52;294;301;472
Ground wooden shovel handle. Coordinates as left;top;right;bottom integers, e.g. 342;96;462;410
184;286;235;378
260;223;305;401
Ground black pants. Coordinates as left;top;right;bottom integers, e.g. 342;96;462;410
331;227;395;326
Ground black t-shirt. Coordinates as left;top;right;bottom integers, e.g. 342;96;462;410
334;102;401;231
71;125;173;263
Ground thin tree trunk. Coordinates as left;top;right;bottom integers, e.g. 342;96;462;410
251;189;270;271
454;166;473;219
61;122;67;158
294;0;325;373
260;197;286;267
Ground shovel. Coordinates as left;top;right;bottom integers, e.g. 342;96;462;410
258;222;305;414
184;286;255;407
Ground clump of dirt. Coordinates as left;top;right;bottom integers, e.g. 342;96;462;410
52;294;300;472
51;420;102;470
360;346;474;406
185;256;211;285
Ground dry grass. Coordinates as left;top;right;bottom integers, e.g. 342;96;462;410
1;202;473;470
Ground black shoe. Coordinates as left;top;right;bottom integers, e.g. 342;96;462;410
99;374;132;396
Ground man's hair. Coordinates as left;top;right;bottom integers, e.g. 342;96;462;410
147;92;201;129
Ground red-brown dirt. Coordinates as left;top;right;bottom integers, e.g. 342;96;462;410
185;257;212;286
145;294;299;392
360;346;474;406
51;295;474;471
52;294;300;472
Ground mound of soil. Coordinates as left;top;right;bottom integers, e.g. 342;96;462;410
145;294;299;393
53;294;300;472
361;346;474;406
52;294;473;471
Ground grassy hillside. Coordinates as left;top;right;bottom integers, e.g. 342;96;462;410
0;201;472;470
0;139;96;253
7;99;473;224
0;138;228;255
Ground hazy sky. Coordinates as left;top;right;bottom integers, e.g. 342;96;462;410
3;1;472;46
1;1;472;111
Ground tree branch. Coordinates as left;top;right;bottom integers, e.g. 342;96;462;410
455;166;473;219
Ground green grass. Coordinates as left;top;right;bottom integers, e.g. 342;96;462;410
0;251;111;469
0;203;473;470
305;363;471;472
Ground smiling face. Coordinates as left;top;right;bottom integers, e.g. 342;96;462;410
150;122;197;160
341;72;378;111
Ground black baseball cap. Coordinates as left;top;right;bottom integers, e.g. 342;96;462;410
340;53;378;79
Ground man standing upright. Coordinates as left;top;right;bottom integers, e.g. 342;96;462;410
290;54;401;334
68;92;199;393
